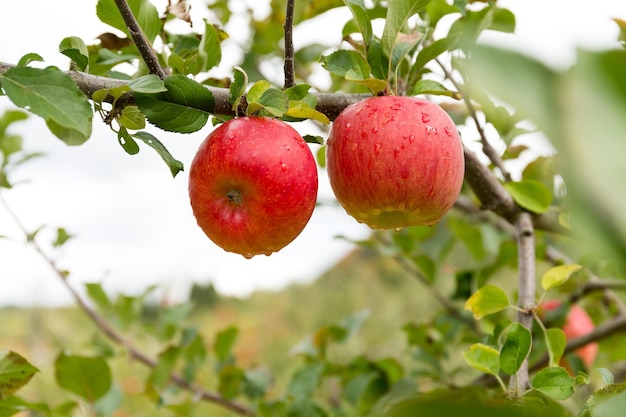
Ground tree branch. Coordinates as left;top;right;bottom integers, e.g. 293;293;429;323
0;61;565;234
511;212;536;393
437;59;512;181
283;0;296;89
113;0;168;79
0;192;255;416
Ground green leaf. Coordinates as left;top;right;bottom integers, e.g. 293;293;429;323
463;343;500;375
199;22;223;72
85;283;112;312
0;110;28;139
531;367;574;400
413;33;461;72
214;326;239;364
412;79;458;98
284;84;312;101
230;66;247;111
96;0;160;42
0;351;39;399
0;396;53;416
246;81;288;117
59;36;89;72
465;45;559;150
218;365;245;400
344;372;378;406
316;146;326;167
55;352;112;402
545;328;567;368
147;346;180;389
464;285;510;319
321;50;371;80
288;362;324;400
499;323;532;375
578;382;626;417
0;67;92;145
541;264;582;291
119;106;146;130
127;75;167;94
117;127;139;155
344;0;373;46
133;132;184;177
504;180;553;214
285;102;330;124
52;227;73;248
16;53;44;67
381;0;431;57
135;75;214;133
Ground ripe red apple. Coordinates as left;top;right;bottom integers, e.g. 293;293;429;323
188;117;318;258
540;300;598;370
326;96;464;229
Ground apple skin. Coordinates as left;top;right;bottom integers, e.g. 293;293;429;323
540;300;598;370
188;117;318;258
326;96;464;229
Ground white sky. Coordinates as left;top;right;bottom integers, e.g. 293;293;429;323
0;0;623;306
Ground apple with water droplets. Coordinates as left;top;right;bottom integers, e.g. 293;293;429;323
189;117;318;258
326;96;464;229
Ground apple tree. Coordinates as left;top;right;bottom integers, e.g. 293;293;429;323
2;0;626;416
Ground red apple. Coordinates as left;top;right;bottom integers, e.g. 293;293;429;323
540;300;598;370
326;96;464;229
188;117;318;258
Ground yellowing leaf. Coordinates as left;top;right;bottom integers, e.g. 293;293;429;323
541;264;582;291
463;343;500;375
465;285;510;319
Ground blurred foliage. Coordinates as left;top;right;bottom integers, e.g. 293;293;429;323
2;0;626;416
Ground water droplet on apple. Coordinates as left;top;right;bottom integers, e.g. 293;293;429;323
351;142;359;150
426;126;437;135
281;163;288;171
243;253;255;259
264;251;273;256
421;112;431;123
395;227;404;233
371;126;379;134
374;143;382;153
382;114;396;125
390;104;401;111
444;126;453;137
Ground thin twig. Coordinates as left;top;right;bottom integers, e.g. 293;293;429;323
0;193;255;417
437;58;512;181
113;0;168;79
511;212;536;393
283;0;296;89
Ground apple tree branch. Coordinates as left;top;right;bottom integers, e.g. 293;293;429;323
113;0;169;79
0;192;255;417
